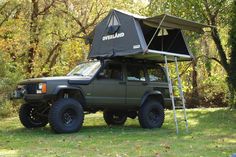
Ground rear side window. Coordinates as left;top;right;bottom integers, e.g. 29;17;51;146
127;65;146;82
147;66;166;82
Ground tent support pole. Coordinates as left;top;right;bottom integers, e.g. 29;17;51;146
145;14;167;51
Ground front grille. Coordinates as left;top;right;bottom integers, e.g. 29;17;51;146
25;84;37;94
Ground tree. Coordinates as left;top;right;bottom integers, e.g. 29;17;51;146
229;0;236;109
27;0;56;74
149;0;235;108
38;0;107;76
0;1;20;27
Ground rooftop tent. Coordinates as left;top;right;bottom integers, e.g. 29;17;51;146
88;10;147;58
87;9;210;62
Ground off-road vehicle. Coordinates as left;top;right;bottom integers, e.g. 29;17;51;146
12;8;210;133
13;59;170;133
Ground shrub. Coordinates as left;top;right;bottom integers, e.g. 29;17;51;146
185;74;228;108
0;53;24;118
0;100;16;118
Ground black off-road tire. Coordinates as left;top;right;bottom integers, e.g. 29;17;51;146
19;103;48;128
138;101;165;129
49;98;84;133
103;110;127;126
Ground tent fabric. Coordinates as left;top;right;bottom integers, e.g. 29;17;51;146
143;14;211;33
87;9;210;61
88;10;146;58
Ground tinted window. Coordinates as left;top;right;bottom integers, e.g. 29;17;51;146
127;65;146;82
98;63;123;80
147;66;166;82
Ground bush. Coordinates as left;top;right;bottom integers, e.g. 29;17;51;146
185;74;229;108
0;100;17;118
0;53;24;118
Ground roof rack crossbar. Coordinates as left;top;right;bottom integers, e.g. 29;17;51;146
147;49;191;58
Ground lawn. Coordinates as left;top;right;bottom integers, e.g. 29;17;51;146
0;108;235;157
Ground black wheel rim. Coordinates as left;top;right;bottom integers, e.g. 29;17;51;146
148;108;160;125
28;107;43;124
62;109;77;126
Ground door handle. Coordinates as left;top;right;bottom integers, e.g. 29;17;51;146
119;81;126;85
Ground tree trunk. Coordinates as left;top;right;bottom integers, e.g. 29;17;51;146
228;83;236;109
191;60;200;107
202;38;211;77
233;94;236;109
229;0;236;109
27;0;39;74
209;22;236;108
211;28;230;74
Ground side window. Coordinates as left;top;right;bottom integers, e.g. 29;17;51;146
147;66;166;82
127;65;146;82
98;63;123;80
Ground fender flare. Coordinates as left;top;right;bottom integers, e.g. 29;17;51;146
52;85;86;105
52;85;84;95
141;91;165;108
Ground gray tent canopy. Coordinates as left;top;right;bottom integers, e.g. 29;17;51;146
87;9;211;62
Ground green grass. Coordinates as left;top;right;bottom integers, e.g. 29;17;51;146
0;108;235;157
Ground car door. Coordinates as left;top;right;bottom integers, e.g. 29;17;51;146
90;62;126;107
146;65;170;105
126;63;148;106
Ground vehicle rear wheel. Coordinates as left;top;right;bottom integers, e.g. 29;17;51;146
138;101;165;128
19;103;49;128
103;110;127;126
49;98;84;133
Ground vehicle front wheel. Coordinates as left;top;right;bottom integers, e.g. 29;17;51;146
103;110;127;126
19;103;49;128
138;101;165;129
49;98;84;133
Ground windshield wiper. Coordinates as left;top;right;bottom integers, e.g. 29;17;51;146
73;73;84;76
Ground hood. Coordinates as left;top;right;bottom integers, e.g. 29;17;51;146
20;76;91;84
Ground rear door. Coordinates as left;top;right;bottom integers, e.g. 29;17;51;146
146;65;170;105
90;62;126;106
126;64;148;106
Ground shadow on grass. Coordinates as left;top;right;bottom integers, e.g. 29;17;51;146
3;109;234;138
5;123;174;138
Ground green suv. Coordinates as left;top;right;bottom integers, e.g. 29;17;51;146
13;59;170;133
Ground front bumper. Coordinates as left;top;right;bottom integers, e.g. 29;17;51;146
23;94;55;103
11;89;54;103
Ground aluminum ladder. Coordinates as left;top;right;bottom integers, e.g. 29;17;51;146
164;55;189;134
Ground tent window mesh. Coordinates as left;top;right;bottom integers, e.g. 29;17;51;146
139;21;189;55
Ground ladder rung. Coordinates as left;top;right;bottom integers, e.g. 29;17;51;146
172;87;180;90
177;119;187;122
175;106;184;109
174;97;182;101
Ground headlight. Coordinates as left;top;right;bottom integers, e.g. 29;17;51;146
37;83;47;94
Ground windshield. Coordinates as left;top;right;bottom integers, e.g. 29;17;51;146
67;61;101;77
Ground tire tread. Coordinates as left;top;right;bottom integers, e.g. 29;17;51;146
49;98;84;133
138;100;165;129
